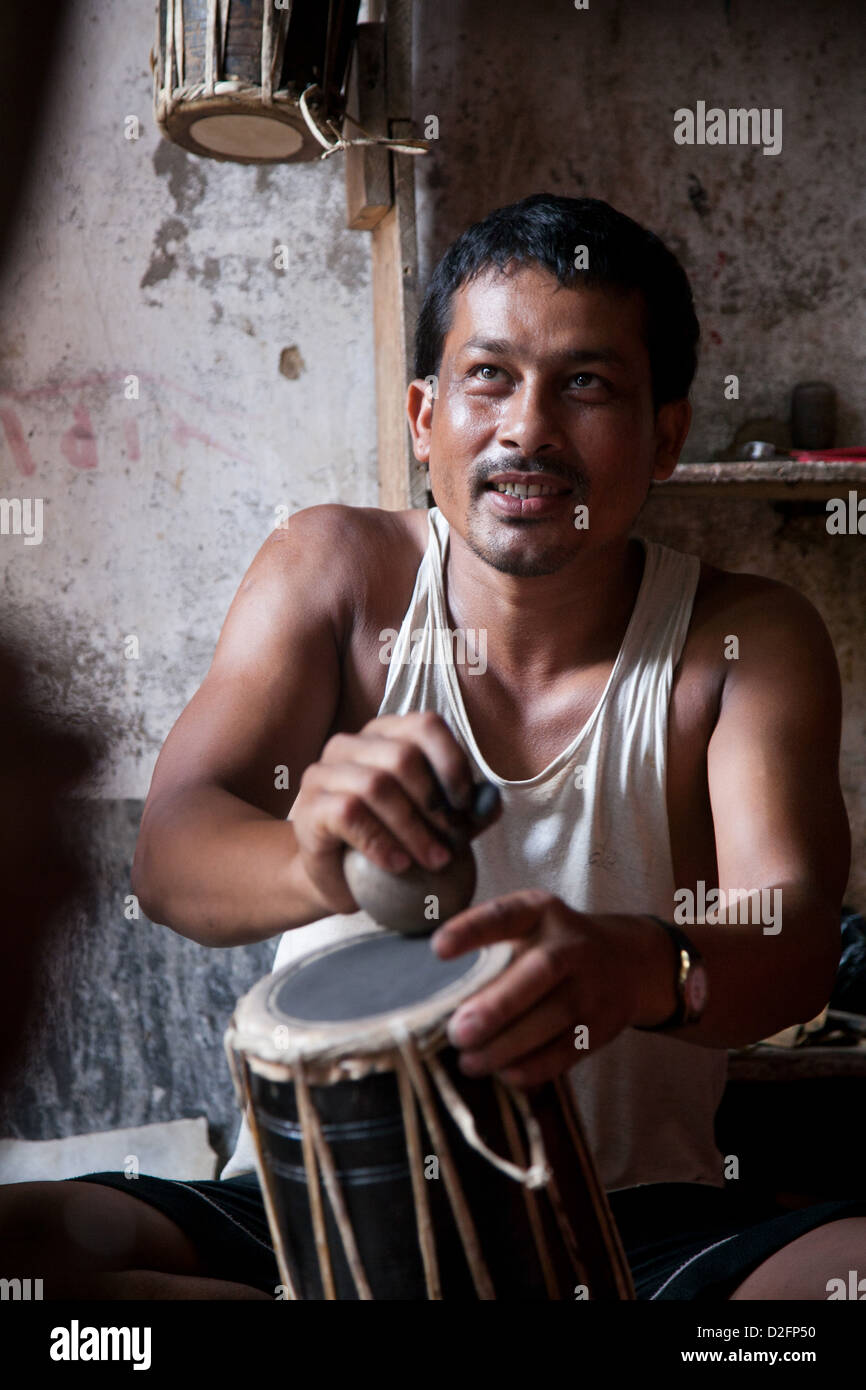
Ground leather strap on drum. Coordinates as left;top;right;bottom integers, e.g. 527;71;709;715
391;1026;552;1190
298;84;430;160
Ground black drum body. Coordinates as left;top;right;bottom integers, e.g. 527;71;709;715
250;1055;618;1300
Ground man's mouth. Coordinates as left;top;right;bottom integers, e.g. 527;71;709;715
481;472;577;519
484;472;572;499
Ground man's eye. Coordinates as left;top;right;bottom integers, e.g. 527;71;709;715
471;365;502;381
571;372;600;389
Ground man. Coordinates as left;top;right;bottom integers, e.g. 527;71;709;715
2;194;864;1299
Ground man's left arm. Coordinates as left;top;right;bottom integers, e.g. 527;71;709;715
644;580;850;1048
432;583;851;1083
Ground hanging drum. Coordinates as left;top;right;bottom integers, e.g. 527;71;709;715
151;0;362;164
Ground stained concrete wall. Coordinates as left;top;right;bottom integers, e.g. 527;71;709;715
0;1;377;1158
413;0;866;459
2;0;864;1156
412;0;866;902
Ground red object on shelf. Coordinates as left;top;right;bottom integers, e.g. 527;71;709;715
789;449;866;461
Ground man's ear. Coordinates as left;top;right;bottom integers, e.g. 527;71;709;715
407;376;436;465
652;399;692;481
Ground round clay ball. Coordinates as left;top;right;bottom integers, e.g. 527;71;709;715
343;842;477;936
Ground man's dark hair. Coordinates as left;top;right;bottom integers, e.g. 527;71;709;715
414;193;699;409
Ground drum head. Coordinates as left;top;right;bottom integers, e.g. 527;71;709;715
189;112;306;160
229;929;512;1073
274;933;481;1023
158;97;318;163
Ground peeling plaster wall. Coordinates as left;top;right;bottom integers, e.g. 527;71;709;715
2;0;865;1153
0;6;377;799
413;0;866;460
0;802;275;1163
412;0;866;904
0;2;376;1152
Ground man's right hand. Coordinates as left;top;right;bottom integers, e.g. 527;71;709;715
291;711;485;916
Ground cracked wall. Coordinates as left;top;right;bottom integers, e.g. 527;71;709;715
1;0;863;1152
0;1;377;1152
413;0;866;906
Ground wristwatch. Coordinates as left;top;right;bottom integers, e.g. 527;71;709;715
638;917;708;1030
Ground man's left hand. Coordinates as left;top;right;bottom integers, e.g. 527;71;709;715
431;890;673;1087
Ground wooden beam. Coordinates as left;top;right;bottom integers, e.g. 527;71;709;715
371;172;424;511
344;24;390;231
345;0;425;511
376;0;425;510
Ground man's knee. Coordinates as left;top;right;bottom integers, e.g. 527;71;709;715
0;1179;203;1292
729;1217;866;1300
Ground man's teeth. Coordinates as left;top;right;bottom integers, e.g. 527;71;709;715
494;481;563;498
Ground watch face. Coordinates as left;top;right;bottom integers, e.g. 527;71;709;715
686;965;708;1015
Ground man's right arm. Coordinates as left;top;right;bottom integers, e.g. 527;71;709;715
131;505;353;947
131;505;481;949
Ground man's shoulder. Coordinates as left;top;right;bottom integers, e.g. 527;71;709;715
263;503;427;569
258;504;429;629
690;557;836;675
694;558;828;629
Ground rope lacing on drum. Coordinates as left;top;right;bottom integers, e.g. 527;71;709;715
299;84;430;160
389;1022;551;1190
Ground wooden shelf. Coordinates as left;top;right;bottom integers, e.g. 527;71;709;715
728;1043;866;1082
653;460;865;499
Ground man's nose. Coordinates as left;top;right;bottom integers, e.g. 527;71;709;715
496;379;566;455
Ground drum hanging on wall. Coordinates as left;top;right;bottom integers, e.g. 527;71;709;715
151;0;361;164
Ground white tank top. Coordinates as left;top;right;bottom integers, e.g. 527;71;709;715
222;507;728;1190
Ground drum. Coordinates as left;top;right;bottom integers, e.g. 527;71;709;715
225;927;635;1300
151;0;361;164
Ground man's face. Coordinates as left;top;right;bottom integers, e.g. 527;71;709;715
408;262;688;577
